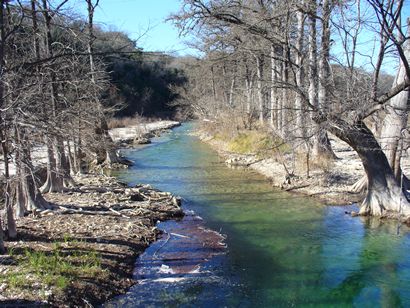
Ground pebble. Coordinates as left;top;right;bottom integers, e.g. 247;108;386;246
44;290;53;297
0;283;7;292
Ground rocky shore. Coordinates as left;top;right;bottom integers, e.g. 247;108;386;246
109;120;181;147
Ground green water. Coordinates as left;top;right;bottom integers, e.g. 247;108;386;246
112;123;410;307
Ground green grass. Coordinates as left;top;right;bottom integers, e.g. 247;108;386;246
0;240;104;296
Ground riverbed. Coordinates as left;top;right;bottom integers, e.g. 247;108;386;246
106;123;410;307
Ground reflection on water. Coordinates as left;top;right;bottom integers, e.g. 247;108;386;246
105;123;410;307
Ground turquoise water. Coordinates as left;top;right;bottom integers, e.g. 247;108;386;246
107;123;410;307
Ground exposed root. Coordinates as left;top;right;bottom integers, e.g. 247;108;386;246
351;176;367;193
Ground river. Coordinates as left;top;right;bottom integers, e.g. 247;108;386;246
105;123;410;307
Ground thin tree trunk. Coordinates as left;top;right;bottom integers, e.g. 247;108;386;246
222;64;229;105
41;137;64;193
0;216;4;253
256;54;264;125
295;9;305;144
40;0;70;192
5;183;16;239
270;44;278;129
67;139;77;175
228;74;236;107
308;0;319;152
281;47;289;136
313;0;336;158
276;47;283;131
211;65;217;101
86;0;124;166
244;62;254;129
0;0;7;252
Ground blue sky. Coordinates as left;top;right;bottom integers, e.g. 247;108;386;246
75;0;194;55
72;0;409;74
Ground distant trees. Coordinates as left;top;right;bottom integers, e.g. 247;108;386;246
104;53;187;118
172;0;410;217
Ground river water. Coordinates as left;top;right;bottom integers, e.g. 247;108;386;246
105;123;410;307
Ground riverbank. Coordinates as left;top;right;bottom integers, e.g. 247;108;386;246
197;128;365;205
109;120;181;146
0;121;184;306
0;174;183;306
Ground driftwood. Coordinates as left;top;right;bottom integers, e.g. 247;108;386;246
34;174;183;223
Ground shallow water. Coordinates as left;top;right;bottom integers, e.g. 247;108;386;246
105;123;410;307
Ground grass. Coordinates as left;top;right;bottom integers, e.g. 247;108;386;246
227;131;291;156
0;239;104;297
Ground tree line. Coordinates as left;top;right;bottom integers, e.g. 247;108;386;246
0;0;186;253
171;0;410;217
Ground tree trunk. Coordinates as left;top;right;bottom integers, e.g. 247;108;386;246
41;0;72;192
0;216;4;254
270;44;278;129
276;47;283;132
56;137;75;187
228;74;236;107
328;118;410;216
67;139;77;176
295;9;305;144
5;184;16;239
0;0;7;252
378;33;410;181
281;47;289;136
313;0;336;159
351;25;410;193
245;65;253;115
308;0;318;115
40;137;65;193
244;62;254;130
222;64;229;105
256;55;264;125
15;128;50;212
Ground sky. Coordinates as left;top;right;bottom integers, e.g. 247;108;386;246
75;0;195;55
71;0;409;74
